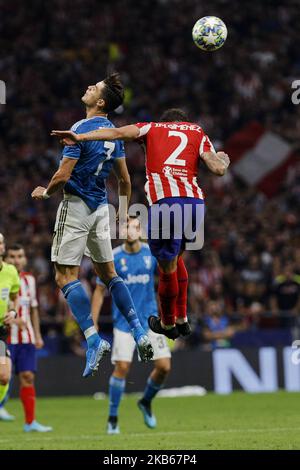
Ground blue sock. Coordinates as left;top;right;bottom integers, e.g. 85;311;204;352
61;280;99;348
142;378;163;403
108;277;144;340
109;375;126;417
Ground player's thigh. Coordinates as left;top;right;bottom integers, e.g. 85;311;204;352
111;329;136;364
148;329;171;361
86;204;113;264
51;195;91;266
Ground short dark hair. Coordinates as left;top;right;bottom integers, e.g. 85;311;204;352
160;108;189;122
102;72;124;112
7;243;24;252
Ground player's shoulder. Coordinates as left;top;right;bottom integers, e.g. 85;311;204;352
3;262;18;276
112;245;124;258
140;242;152;254
71;116;114;133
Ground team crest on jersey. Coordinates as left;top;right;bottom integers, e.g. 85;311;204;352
143;256;152;269
163;166;173;176
120;258;128;272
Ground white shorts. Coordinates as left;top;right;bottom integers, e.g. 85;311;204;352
111;328;171;363
51;193;113;266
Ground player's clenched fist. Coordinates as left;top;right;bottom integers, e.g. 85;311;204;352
216;151;230;169
31;186;48;200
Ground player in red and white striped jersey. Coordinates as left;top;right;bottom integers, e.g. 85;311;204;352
3;244;52;432
52;108;230;340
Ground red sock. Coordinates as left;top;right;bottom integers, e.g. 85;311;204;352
158;269;179;326
20;385;36;425
176;257;188;322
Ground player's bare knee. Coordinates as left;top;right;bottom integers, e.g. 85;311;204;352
114;361;130;378
158;258;178;274
19;371;34;386
54;264;78;288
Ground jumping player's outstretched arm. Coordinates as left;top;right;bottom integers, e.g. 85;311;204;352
201;151;230;176
51;125;140;145
31;157;78;199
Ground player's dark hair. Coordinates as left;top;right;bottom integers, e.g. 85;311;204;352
102;72;124;112
7;243;24;252
160;108;189;122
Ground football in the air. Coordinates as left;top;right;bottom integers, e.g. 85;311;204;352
192;16;227;51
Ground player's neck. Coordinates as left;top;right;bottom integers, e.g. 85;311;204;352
0;258;3;270
123;241;141;254
85;106;108;119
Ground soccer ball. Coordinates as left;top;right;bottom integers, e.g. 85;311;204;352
192;16;227;51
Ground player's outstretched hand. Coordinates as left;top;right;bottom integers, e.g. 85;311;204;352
31;186;47;200
51;130;78;145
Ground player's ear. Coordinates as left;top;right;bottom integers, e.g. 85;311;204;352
96;97;105;110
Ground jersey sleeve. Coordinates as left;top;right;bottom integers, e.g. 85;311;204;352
113;139;126;159
10;266;21;295
199;133;216;155
61;121;85;160
134;122;152;140
27;275;39;308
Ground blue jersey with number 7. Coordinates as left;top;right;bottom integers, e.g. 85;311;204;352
62;116;125;210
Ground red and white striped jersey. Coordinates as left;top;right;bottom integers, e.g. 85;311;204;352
8;272;38;345
135;121;215;205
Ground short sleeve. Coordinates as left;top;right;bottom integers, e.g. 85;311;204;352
28;275;38;308
199;134;215;155
61;121;86;160
113;139;126;159
10;266;20;295
135;122;152;139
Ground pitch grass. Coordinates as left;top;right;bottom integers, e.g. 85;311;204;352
1;392;300;450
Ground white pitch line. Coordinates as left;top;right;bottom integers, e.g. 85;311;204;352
1;427;300;444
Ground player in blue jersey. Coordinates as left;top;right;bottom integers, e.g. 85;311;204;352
31;73;153;377
92;217;171;434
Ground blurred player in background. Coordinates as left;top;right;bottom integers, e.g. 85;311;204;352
92;217;171;434
32;73;153;378
52;108;230;340
1;244;52;432
0;234;20;422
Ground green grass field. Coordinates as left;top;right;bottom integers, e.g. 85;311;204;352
1;392;300;450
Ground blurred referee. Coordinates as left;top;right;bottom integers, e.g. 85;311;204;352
0;234;20;419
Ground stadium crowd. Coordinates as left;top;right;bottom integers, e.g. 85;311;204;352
1;0;299;352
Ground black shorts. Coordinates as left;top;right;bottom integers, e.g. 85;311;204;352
0;326;10;358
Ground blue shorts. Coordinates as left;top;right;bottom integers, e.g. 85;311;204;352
8;344;37;374
148;197;205;261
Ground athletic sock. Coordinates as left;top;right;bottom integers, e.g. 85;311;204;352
108;277;144;339
158;269;179;327
176;257;188;323
142;378;163;404
109;375;126;418
20;385;36;425
61;280;99;348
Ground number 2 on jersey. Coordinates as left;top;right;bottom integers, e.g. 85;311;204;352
164;131;188;167
94;141;115;176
